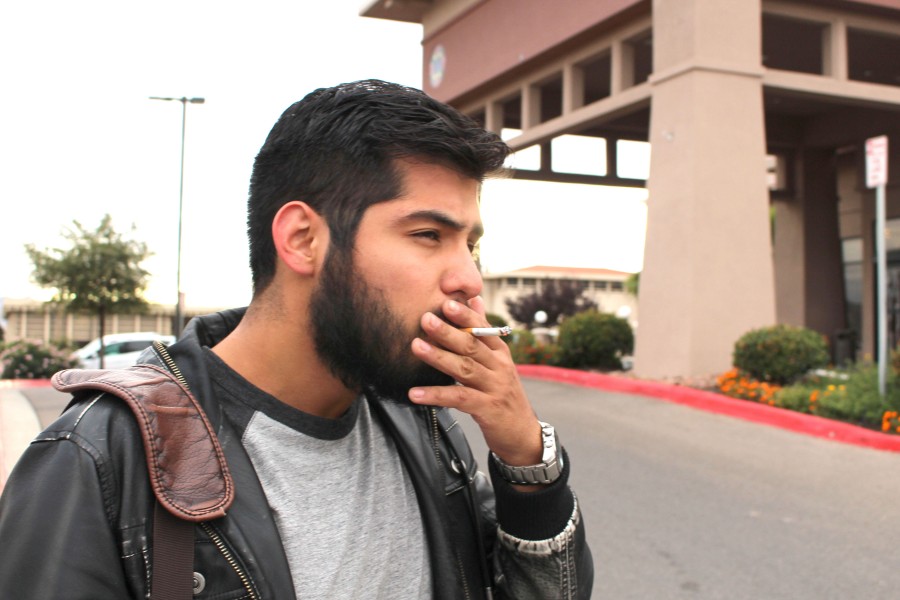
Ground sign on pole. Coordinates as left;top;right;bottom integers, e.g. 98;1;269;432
867;136;889;189
868;135;889;397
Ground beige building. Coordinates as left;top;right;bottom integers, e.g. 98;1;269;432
1;298;213;347
365;0;900;378
482;265;638;329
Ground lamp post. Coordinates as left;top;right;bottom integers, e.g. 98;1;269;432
149;96;205;337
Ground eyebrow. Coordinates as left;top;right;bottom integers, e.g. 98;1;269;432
398;209;485;239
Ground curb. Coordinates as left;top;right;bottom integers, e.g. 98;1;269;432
516;365;900;453
0;379;53;389
0;388;43;494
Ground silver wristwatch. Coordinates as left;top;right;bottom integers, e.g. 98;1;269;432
491;421;563;485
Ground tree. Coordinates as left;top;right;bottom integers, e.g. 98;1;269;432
505;279;598;329
625;271;640;297
26;214;151;368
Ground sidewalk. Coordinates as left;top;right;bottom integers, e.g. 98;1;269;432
0;380;46;493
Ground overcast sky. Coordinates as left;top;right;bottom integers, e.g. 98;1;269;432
1;0;647;309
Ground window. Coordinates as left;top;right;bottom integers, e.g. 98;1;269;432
841;238;863;362
762;14;825;75
617;140;651;180
578;51;612;105
502;128;541;171
120;340;153;353
104;343;124;356
551;135;606;176
848;28;900;87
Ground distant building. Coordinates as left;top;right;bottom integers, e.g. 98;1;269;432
482;265;638;329
365;0;900;378
0;298;222;346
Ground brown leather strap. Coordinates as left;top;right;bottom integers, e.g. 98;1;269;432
152;501;195;600
52;364;234;521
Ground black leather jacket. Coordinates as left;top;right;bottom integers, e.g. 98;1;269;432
0;309;592;599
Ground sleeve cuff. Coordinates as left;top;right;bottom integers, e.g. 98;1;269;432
488;447;576;540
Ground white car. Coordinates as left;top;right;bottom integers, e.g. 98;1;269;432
72;332;176;369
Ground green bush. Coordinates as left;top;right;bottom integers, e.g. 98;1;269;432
773;384;819;414
815;363;900;427
486;313;508;328
774;364;900;428
508;330;560;365
486;313;512;346
509;330;535;364
1;340;80;379
557;310;633;370
733;324;829;385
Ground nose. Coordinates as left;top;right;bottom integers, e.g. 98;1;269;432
441;247;483;301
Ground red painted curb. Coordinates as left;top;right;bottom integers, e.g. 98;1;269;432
0;379;53;389
517;365;900;453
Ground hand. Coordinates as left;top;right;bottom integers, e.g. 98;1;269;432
408;297;543;469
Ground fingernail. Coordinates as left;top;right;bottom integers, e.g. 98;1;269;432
446;300;460;313
413;338;432;352
409;388;425;400
427;313;441;328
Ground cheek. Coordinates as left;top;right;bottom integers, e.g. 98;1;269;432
377;274;439;328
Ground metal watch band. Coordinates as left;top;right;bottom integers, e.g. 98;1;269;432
491;421;563;485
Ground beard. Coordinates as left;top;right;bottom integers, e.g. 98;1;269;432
308;246;454;403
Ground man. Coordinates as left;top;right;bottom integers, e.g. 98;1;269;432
0;80;592;599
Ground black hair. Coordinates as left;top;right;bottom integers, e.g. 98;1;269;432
247;79;510;294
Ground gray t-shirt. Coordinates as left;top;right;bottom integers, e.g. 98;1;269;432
205;349;432;598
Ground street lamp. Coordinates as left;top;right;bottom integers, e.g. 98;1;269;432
149;96;205;337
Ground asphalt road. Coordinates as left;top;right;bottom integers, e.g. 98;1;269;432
19;379;900;599
456;378;900;600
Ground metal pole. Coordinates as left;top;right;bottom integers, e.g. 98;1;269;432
149;96;204;338
877;182;888;397
175;98;187;338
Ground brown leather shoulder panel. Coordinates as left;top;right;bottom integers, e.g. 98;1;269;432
52;364;234;522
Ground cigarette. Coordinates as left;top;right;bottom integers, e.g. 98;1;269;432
461;326;512;337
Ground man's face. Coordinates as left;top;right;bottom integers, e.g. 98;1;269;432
309;160;484;401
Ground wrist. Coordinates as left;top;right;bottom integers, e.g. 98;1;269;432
490;421;563;486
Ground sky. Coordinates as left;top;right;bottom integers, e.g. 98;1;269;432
1;0;647;309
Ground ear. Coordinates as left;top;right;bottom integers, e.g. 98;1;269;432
271;201;329;277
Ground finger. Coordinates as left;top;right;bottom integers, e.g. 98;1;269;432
411;336;489;386
421;312;496;362
408;381;484;411
467;295;487;319
443;299;506;350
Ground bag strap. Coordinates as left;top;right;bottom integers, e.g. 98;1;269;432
152;501;196;600
52;364;234;598
52;364;234;520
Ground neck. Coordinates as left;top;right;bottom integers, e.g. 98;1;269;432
211;297;358;419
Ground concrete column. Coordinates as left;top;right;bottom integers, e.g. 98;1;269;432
773;149;846;338
563;62;584;114
800;150;846;339
634;0;777;378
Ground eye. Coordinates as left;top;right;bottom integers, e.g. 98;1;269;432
413;230;441;243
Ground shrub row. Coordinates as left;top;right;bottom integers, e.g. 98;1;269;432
1;340;79;379
723;324;900;432
504;310;633;370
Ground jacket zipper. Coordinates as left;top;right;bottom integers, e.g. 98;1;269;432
200;522;259;600
152;340;189;389
152;340;259;600
429;407;473;600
